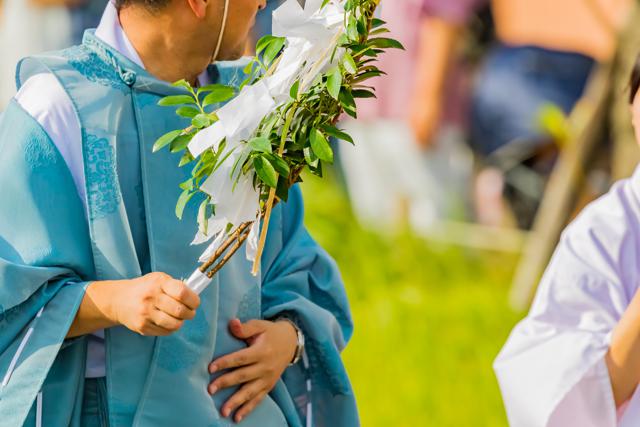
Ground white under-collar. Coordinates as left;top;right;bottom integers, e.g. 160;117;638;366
94;1;211;85
95;1;145;68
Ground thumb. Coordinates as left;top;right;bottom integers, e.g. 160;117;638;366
229;319;266;339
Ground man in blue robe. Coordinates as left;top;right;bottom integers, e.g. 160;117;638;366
0;1;358;426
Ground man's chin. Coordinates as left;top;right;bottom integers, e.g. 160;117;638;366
216;45;246;62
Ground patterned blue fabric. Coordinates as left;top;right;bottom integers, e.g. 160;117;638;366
0;30;358;427
84;133;122;220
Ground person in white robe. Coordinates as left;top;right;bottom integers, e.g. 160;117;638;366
494;54;640;427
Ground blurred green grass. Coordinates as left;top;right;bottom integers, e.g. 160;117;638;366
301;172;524;427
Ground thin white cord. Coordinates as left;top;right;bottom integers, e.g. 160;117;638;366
302;350;312;427
1;307;44;388
36;392;43;427
212;0;230;63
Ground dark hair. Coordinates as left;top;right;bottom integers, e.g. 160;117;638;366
630;53;640;104
114;0;171;10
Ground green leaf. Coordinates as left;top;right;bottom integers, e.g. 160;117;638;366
171;79;192;90
353;70;385;83
179;178;194;191
352;89;377;99
170;134;193;153
343;52;357;74
371;18;386;28
202;85;235;106
197;199;210;235
175;189;195;220
303;146;318;165
326;67;342;100
321;124;354;144
158;95;195;107
290;79;300;100
176;106;201;118
339;90;358;118
262;113;280;136
243;59;256;75
310;128;333;163
253;155;278;188
308;160;323;177
248;136;272;153
275;176;289;202
370;27;391;35
263;37;286;66
192;114;212;128
153;129;182;152
367;37;405;50
256;35;278;55
266;154;290;177
347;15;359;41
179;151;194;167
356;18;367;36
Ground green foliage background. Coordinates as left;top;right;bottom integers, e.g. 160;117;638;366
301;172;523;427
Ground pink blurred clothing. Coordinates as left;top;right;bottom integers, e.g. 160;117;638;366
358;0;482;121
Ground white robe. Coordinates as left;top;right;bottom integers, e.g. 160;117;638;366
495;167;640;426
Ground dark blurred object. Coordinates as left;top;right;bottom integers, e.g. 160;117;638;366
253;0;284;41
70;0;104;44
470;46;596;228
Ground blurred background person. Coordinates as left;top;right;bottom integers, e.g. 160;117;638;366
0;0;103;108
337;0;475;235
415;0;632;229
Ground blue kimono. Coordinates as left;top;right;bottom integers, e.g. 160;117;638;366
0;31;358;427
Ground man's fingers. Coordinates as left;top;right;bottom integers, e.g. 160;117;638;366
218;380;266;419
151;309;184;332
209;363;263;393
229;318;267;340
161;279;200;310
155;293;195;320
209;346;260;373
234;392;267;423
139;323;173;337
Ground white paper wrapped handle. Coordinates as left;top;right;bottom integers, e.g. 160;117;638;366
186;269;213;295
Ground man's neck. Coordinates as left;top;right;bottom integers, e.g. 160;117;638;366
118;7;213;85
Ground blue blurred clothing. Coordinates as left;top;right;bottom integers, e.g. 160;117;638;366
254;0;285;40
470;44;595;157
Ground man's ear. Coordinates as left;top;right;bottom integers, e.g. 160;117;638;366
186;0;208;19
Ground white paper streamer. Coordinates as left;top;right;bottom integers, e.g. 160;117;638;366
246;210;262;262
188;121;227;159
197;230;227;262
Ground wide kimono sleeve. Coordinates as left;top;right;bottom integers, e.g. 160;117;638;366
494;180;640;427
260;185;359;427
0;100;95;426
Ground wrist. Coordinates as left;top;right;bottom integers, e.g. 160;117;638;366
275;318;305;365
86;280;123;328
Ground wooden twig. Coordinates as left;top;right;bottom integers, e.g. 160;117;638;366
251;103;298;275
207;227;252;278
198;221;252;273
